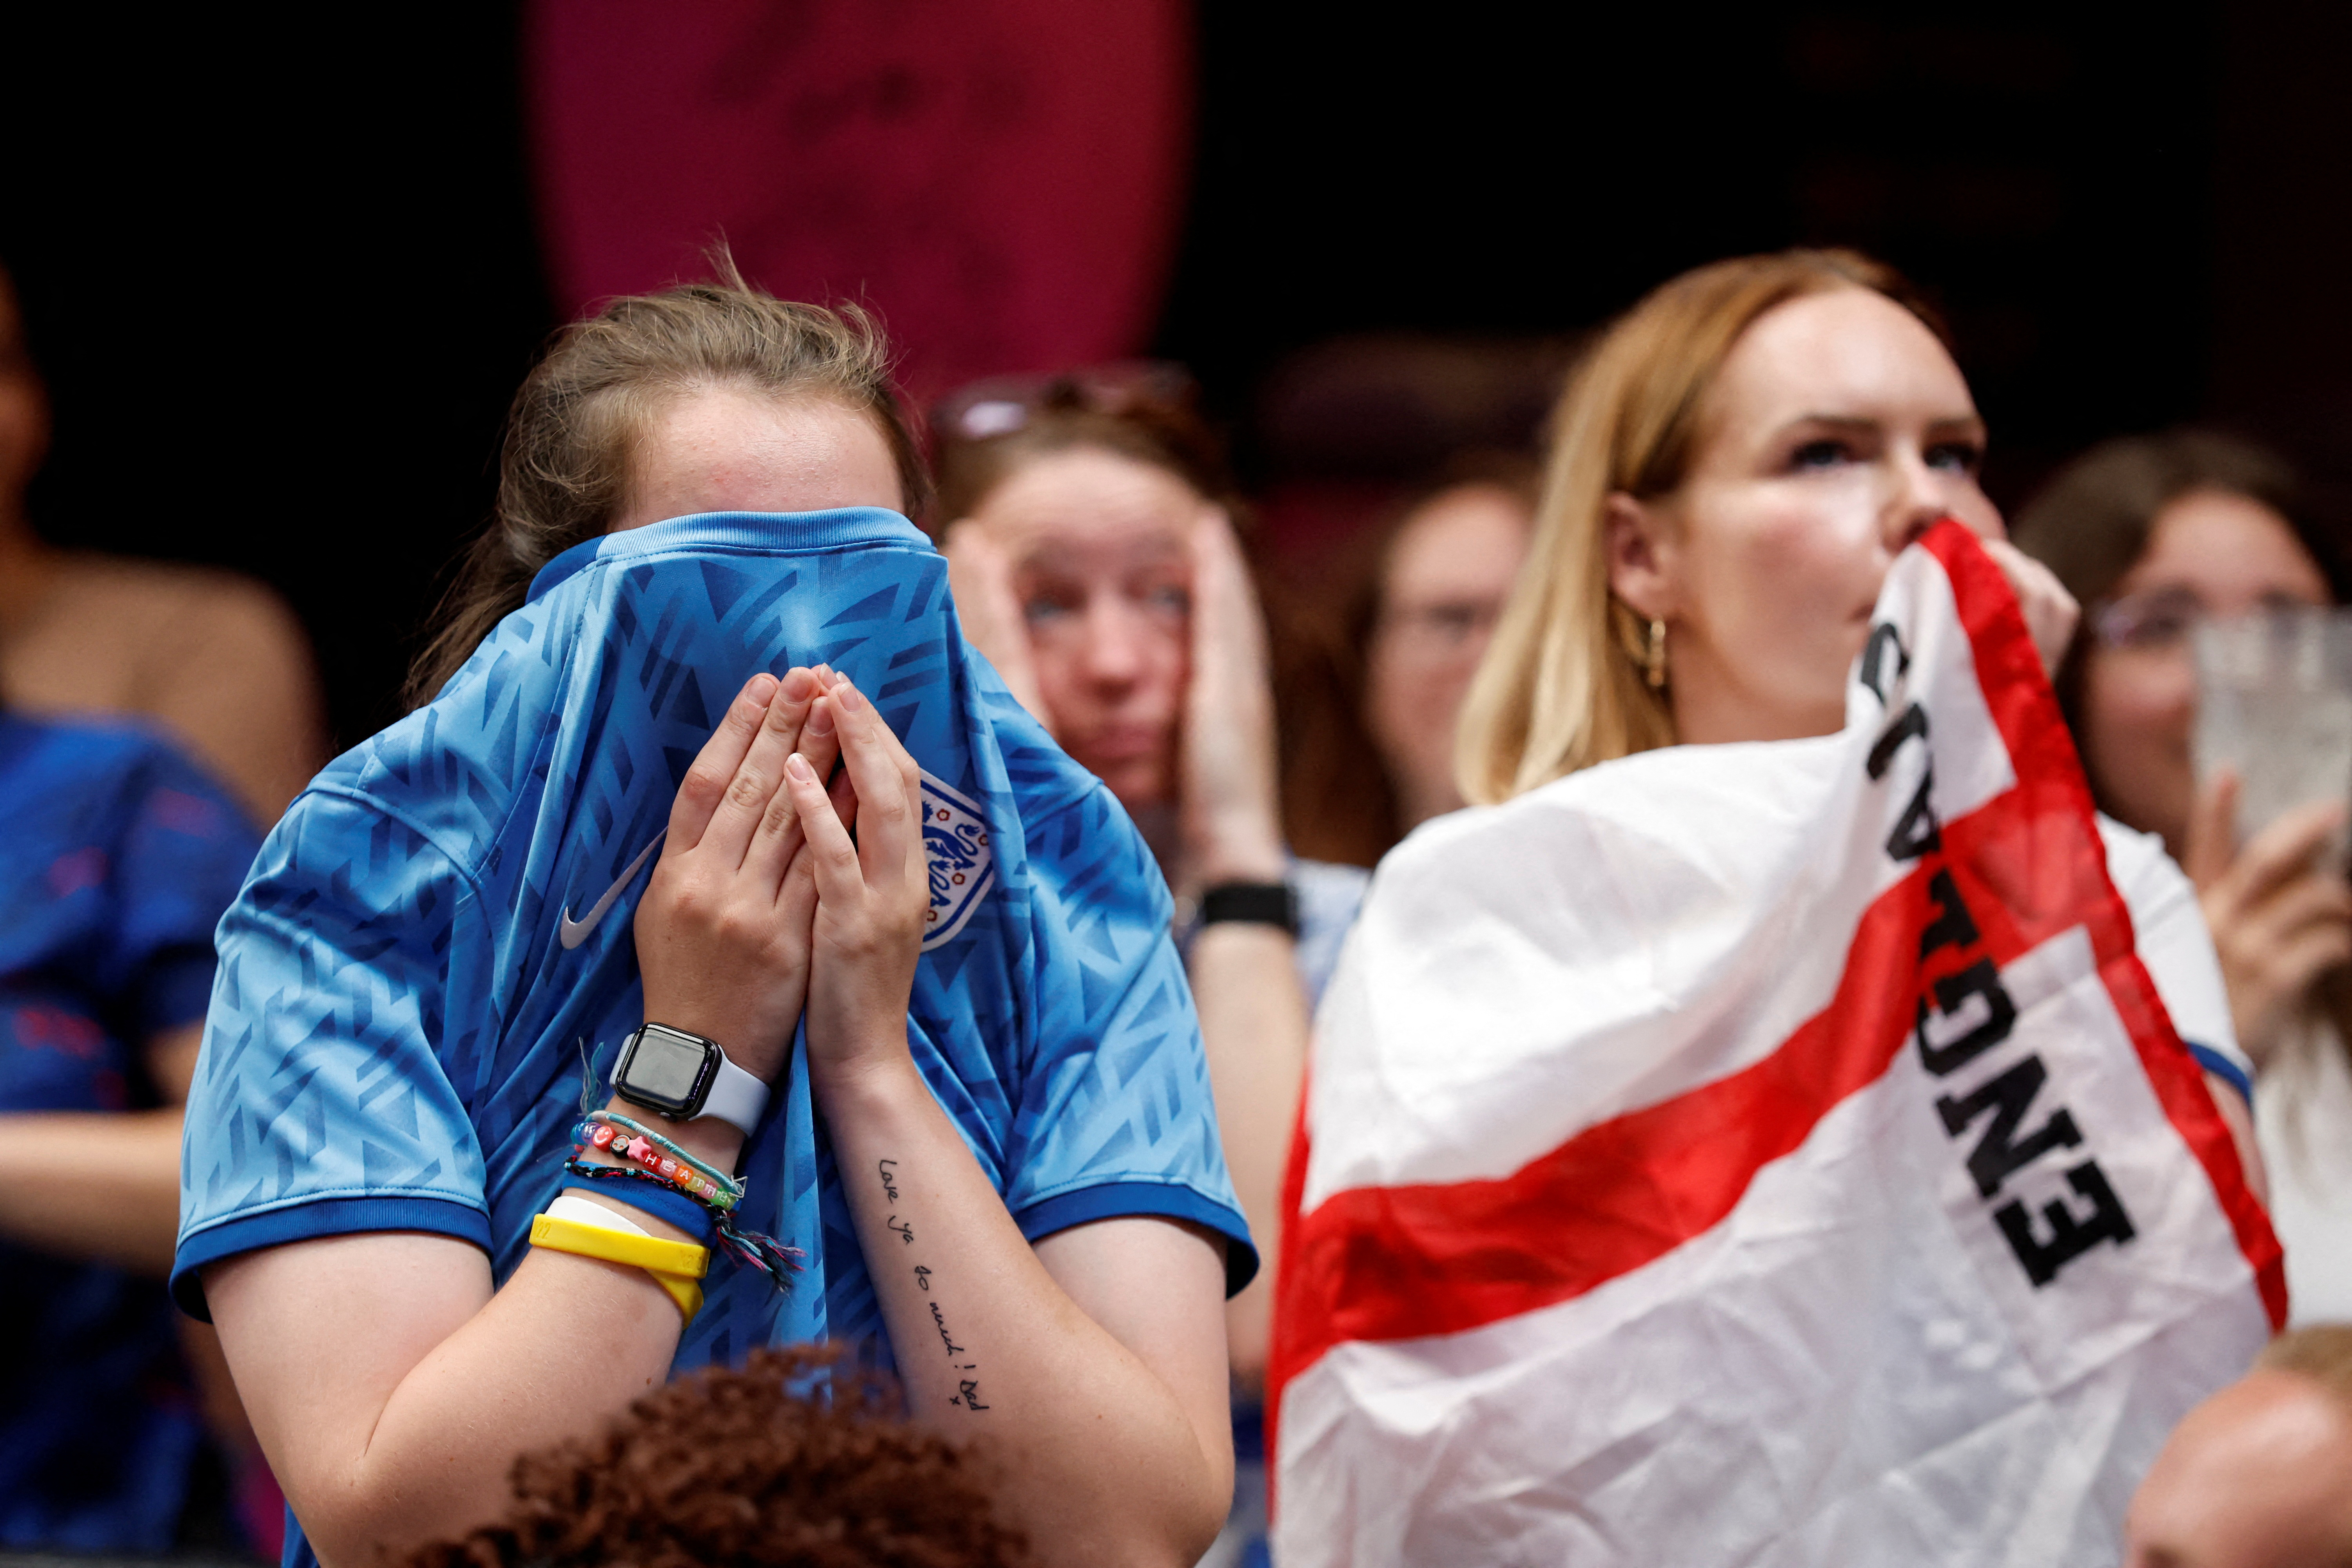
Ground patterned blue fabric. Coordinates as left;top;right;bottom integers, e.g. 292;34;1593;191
174;510;1251;1565
0;713;260;1550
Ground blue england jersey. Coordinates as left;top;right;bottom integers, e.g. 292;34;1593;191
175;510;1253;1561
0;713;260;1551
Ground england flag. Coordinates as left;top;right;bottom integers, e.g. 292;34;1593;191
1269;523;2282;1566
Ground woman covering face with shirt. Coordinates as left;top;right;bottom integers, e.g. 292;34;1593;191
178;276;1247;1568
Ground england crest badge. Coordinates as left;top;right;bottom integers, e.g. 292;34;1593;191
919;770;995;950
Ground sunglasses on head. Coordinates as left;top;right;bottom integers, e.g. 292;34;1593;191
933;361;1199;444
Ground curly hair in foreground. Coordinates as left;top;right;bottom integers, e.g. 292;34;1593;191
405;1347;1026;1568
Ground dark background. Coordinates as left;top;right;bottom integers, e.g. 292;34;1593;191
5;3;2349;750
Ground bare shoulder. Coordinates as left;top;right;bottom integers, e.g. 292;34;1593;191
53;552;306;644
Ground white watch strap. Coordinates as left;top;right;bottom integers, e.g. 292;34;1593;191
696;1049;769;1137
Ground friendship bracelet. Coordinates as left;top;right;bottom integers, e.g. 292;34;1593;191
562;1156;805;1292
573;1121;739;1212
584;1111;744;1204
530;1211;707;1323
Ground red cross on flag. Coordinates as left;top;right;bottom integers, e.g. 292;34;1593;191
1269;522;2282;1566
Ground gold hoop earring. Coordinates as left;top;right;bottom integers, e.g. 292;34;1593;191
1645;619;1668;691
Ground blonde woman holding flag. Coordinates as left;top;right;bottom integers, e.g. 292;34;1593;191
1271;250;2273;1566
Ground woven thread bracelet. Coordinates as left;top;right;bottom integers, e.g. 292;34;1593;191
564;1109;805;1292
561;1157;804;1290
578;1112;743;1209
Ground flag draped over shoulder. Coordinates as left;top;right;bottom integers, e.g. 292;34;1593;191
1268;524;2283;1567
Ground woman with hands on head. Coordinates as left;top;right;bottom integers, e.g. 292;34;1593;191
2012;431;2352;1320
177;276;1247;1568
934;370;1364;1383
932;370;1358;1559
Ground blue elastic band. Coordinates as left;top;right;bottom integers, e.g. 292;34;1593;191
571;1176;718;1244
2187;1042;2255;1110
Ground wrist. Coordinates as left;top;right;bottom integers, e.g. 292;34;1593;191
590;1094;745;1174
806;1041;926;1117
557;1179;709;1247
634;995;788;1084
612;1018;775;1138
1187;831;1287;889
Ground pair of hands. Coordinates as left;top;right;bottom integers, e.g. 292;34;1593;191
945;507;1289;890
2184;776;2352;1071
632;665;932;1089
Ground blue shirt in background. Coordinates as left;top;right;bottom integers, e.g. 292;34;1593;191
0;712;259;1551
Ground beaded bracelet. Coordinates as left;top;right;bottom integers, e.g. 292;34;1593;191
575;1112;743;1209
561;1158;804;1291
566;1102;806;1289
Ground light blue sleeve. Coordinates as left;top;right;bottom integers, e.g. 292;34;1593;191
1290;857;1372;1009
173;787;490;1318
998;786;1258;1294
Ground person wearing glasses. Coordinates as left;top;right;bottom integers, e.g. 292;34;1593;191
1281;460;1537;869
931;371;1364;1561
2012;430;2352;1322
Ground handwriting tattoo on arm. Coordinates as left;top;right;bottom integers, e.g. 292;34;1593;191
885;1158;987;1412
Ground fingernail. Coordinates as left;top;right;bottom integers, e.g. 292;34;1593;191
806;701;835;737
837;680;864;711
782;668;818;702
744;673;779;704
786;752;817;782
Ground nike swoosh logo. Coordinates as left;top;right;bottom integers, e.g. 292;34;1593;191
558;829;667;949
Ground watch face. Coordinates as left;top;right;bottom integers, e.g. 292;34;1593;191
618;1026;714;1115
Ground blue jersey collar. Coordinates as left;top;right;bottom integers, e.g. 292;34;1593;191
526;508;931;606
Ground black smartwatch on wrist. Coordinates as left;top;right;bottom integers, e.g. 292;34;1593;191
1198;880;1299;936
612;1023;769;1136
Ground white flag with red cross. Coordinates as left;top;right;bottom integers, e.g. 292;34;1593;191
1269;523;2282;1567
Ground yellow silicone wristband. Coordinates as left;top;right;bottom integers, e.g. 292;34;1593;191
530;1213;710;1281
648;1270;704;1324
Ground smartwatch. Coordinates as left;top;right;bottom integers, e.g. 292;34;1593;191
612;1023;770;1136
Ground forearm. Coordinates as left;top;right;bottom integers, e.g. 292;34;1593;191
313;1251;683;1556
1188;922;1309;1390
818;1055;1229;1567
0;1109;183;1273
212;1101;737;1566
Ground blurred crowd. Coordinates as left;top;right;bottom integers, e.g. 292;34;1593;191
3;233;2350;1568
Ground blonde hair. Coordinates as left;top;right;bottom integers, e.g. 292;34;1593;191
1454;249;1943;804
2258;1323;2352;1414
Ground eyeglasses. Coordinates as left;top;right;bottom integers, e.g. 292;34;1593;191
1377;599;1506;657
933;361;1198;444
2090;588;2201;654
2091;588;2334;655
